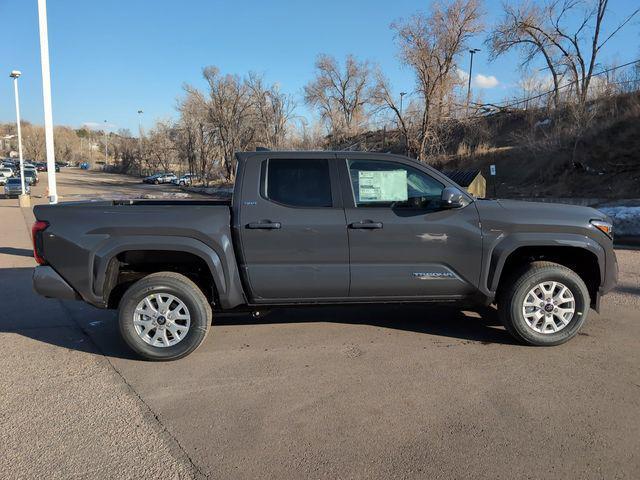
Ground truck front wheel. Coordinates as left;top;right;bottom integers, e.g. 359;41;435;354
498;261;590;346
118;272;212;360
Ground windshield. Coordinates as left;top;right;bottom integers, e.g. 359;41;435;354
7;179;21;184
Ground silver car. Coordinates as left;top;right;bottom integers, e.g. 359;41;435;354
171;173;199;186
4;178;30;197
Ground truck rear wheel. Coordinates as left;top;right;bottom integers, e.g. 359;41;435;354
118;272;212;361
498;261;590;346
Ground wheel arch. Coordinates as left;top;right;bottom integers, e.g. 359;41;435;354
91;236;245;309
487;234;604;308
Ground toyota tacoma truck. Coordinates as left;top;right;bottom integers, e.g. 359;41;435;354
31;151;618;360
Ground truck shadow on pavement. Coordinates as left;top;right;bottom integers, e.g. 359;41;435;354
0;247;33;258
2;266;517;363
216;304;516;346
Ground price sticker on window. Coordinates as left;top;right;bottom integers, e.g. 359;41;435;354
358;170;408;202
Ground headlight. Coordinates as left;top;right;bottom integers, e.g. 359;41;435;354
590;219;613;238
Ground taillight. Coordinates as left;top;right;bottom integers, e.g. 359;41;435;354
32;221;49;265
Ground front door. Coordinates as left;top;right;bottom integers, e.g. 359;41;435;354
340;157;483;299
239;157;349;302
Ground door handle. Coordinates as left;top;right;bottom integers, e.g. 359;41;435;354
349;221;383;230
246;221;282;230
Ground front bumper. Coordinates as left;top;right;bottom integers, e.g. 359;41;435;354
33;266;80;301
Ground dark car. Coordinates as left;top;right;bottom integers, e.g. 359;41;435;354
32;151;617;361
4;177;30;197
36;162;60;172
23;171;38;185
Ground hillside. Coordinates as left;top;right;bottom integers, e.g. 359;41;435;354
335;91;640;199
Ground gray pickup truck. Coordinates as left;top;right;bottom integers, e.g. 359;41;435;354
32;151;618;360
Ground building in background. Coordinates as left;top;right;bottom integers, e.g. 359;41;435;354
440;169;486;198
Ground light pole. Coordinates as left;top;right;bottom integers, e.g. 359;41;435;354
399;92;407;155
9;70;27;201
37;0;58;203
104;120;108;165
137;110;143;176
466;48;480;116
399;92;407;118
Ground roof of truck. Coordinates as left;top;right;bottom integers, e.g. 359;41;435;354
235;150;421;165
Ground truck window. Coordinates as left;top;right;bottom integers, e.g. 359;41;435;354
265;159;332;208
347;160;444;210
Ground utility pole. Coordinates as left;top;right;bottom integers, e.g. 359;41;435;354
10;70;27;203
466;48;480;116
37;0;58;203
137;110;143;176
104;120;108;165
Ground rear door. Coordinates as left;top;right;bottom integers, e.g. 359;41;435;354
238;156;349;302
339;156;483;299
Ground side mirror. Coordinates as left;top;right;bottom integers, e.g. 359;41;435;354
441;186;468;209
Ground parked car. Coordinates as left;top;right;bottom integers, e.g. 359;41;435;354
4;177;30;197
34;162;60;172
32;151;617;361
80;162;89;170
172;173;199;186
0;167;13;178
23;171;38;185
0;175;6;186
143;173;177;184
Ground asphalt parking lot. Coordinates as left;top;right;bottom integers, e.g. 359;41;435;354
1;169;639;479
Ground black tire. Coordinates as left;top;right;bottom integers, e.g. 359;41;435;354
154;179;159;185
498;261;590;346
118;272;212;361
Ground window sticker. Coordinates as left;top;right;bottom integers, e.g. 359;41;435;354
358;170;408;202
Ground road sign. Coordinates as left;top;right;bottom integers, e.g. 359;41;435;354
490;164;496;176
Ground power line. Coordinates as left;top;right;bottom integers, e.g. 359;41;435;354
473;58;640;111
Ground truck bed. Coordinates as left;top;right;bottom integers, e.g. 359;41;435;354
33;200;239;308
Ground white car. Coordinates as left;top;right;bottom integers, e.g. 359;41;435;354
0;167;13;179
172;173;199;186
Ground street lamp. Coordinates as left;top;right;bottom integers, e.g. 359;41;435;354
9;70;27;202
466;48;481;116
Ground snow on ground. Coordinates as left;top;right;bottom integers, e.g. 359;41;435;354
598;206;640;237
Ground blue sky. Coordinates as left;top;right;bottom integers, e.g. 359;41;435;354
0;0;638;133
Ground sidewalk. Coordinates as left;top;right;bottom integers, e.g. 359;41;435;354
0;201;200;479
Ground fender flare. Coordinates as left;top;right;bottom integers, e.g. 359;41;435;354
484;233;605;294
89;235;241;307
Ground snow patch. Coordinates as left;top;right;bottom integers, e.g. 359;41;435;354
598;206;640;237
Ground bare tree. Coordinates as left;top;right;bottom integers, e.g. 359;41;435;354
488;2;563;107
247;73;296;149
198;66;256;181
145;121;176;173
22;123;46;161
304;54;376;142
53;126;80;163
489;0;639;106
391;0;483;160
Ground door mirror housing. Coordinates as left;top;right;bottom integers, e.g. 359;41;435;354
440;186;468;209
